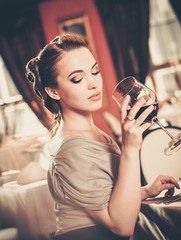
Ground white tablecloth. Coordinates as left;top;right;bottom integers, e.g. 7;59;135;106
0;180;56;240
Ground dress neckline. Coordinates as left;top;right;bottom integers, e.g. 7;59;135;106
61;135;119;150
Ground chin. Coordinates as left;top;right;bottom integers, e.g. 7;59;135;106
90;102;102;111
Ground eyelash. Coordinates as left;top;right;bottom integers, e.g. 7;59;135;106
70;67;100;84
71;78;82;84
92;69;100;75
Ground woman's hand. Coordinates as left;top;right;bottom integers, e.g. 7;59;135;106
120;95;153;150
141;175;180;200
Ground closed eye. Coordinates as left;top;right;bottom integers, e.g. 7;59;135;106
92;70;100;75
70;78;83;84
92;65;100;75
68;70;83;84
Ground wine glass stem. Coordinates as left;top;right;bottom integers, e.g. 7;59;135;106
153;117;175;140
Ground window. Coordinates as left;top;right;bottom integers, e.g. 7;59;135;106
148;0;181;101
0;56;46;138
0;56;20;101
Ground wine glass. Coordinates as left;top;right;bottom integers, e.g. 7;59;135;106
112;76;181;155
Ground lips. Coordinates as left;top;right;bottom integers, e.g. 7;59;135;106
88;92;101;100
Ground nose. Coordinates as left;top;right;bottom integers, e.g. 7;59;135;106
87;77;97;90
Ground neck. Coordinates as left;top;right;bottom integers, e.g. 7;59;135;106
62;110;96;132
58;110;111;145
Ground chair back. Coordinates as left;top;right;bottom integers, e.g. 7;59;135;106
140;126;181;185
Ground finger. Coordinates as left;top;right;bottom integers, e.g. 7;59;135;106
121;95;130;121
171;178;180;189
135;105;154;125
127;97;145;121
161;183;177;192
161;176;180;189
139;122;152;133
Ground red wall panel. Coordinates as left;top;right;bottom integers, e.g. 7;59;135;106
38;0;120;136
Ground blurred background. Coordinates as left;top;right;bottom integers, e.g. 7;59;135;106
0;0;181;138
0;0;181;239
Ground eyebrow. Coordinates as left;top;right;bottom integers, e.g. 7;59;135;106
68;62;98;78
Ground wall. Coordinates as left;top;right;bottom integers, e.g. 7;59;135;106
38;0;120;136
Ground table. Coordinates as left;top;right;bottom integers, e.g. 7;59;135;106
158;102;181;127
131;188;181;240
0;135;49;171
0;180;56;240
0;170;20;186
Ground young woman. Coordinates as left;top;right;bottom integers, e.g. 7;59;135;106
25;33;179;240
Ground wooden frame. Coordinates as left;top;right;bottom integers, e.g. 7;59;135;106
57;13;97;58
151;65;181;101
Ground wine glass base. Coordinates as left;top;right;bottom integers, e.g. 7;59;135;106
164;133;181;156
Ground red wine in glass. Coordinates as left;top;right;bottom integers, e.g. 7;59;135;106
112;76;181;155
127;103;159;123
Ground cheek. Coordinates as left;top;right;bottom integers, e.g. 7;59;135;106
61;86;83;102
98;76;103;90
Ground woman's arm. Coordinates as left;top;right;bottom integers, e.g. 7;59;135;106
87;96;154;237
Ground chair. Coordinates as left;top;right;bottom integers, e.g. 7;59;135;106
140;126;181;185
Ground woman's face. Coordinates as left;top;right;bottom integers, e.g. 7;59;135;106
55;47;103;114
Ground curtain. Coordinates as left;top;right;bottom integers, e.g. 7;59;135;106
0;1;52;129
95;0;150;84
169;0;181;23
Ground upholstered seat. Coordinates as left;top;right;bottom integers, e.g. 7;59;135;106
140;126;181;185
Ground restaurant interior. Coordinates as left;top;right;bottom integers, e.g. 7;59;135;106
0;0;181;239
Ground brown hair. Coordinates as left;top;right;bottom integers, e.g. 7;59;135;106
25;33;88;122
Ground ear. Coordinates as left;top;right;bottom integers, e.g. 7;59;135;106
45;87;61;100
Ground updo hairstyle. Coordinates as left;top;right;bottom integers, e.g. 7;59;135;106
25;33;88;122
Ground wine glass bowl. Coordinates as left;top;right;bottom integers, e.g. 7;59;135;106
112;76;158;123
112;76;181;155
